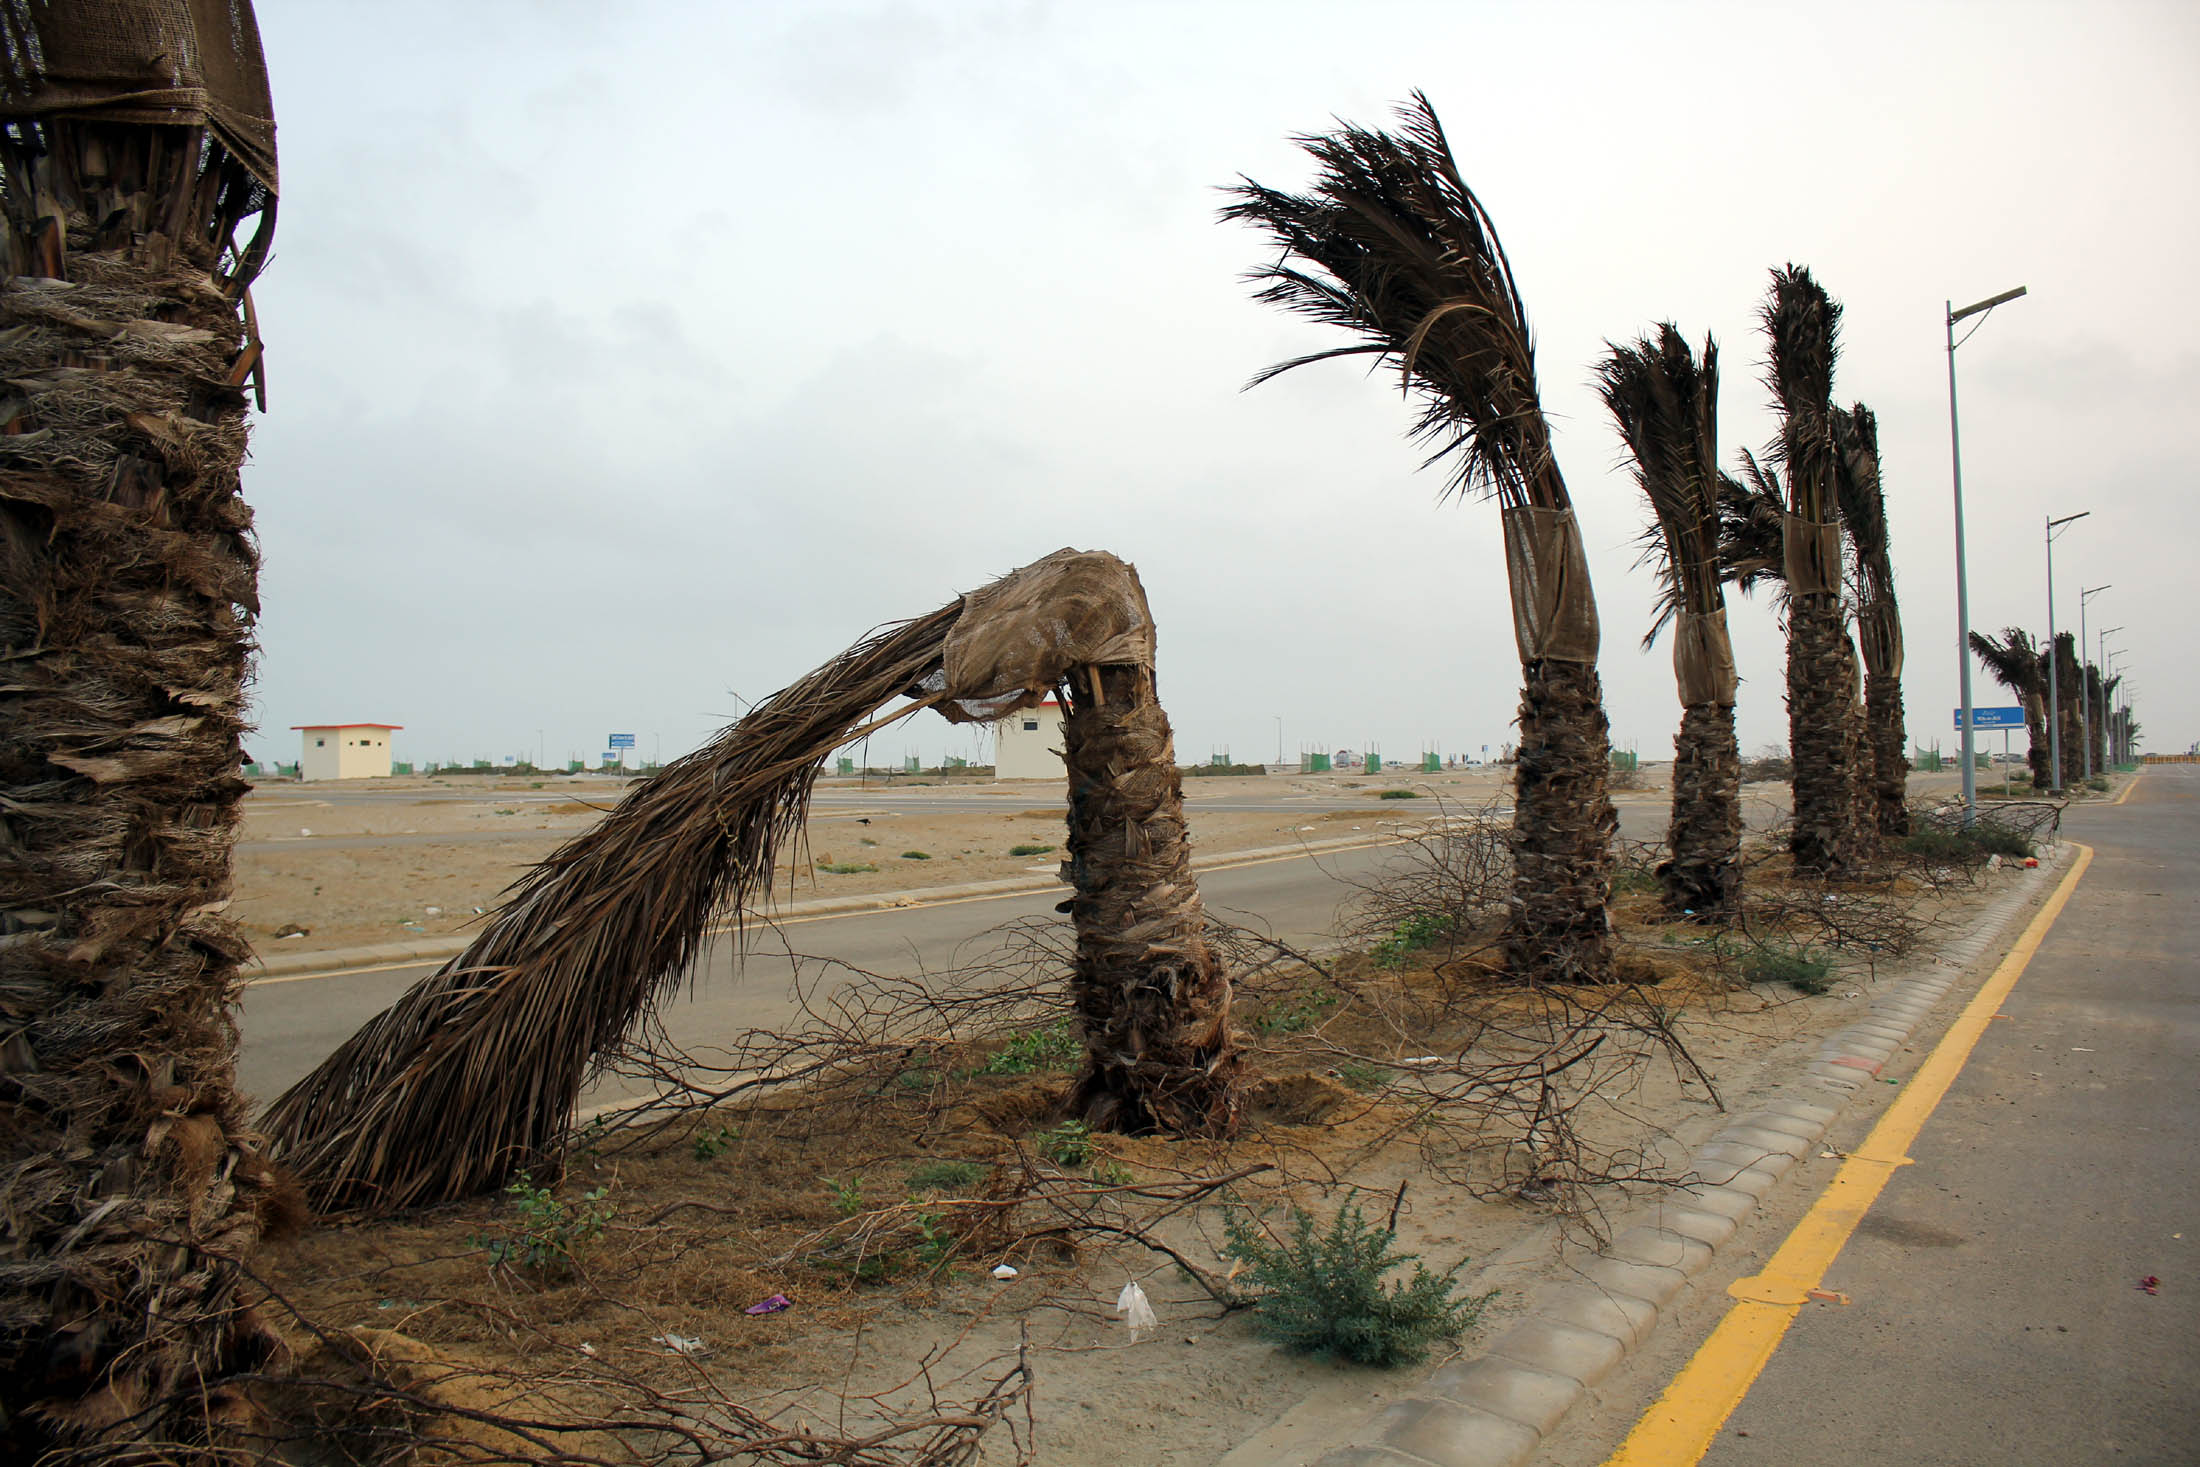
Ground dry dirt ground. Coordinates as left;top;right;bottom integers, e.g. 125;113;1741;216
229;771;1514;956
244;788;2063;1467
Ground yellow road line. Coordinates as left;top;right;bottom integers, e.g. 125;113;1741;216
242;835;1405;987
1603;843;2095;1466
2112;773;2141;805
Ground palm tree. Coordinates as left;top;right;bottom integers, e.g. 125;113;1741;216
1969;628;2049;785
1224;94;1617;982
1596;326;1741;918
267;550;1240;1210
1833;404;1908;834
2094;670;2120;772
1762;267;1871;872
0;1;283;1448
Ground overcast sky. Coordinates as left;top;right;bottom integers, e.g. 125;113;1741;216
241;0;2199;772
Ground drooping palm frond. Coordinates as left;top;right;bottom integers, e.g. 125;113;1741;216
1717;450;1789;604
1597;325;1723;649
1968;627;2042;697
1221;92;1563;510
1762;265;1843;525
263;604;965;1212
1833;402;1891;600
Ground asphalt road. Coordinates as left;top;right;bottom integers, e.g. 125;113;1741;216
1696;768;2200;1465
1540;767;2199;1467
235;838;1402;1114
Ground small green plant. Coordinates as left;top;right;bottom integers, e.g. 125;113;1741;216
1222;1200;1492;1366
860;837;879;847
1009;843;1055;857
980;1019;1079;1076
494;807;517;816
1612;866;1661;897
1336;1061;1392;1093
2085;774;2111;793
1901;824;2035;863
1376;789;1419;800
473;1172;611;1277
817;861;879;875
1090;1160;1135;1186
691;1124;739;1162
900;850;932;860
825;1175;865;1217
908;1159;984;1193
910;1205;957;1270
895;1061;938;1092
1253;987;1341;1035
1370;912;1454;969
1741;943;1833;995
1034;1119;1093;1167
1968;823;2035;859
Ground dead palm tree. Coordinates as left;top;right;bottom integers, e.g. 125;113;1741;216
1223;94;1617;982
1834;403;1908;834
0;0;283;1448
266;550;1239;1211
1762;267;1871;872
1968;627;2049;785
1596;326;1740;918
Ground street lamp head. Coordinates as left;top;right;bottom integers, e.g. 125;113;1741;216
2082;583;2113;599
1950;286;2028;325
2048;511;2090;530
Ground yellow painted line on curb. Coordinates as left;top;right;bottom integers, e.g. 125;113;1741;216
242;836;1407;987
2112;773;2141;805
1602;842;2095;1466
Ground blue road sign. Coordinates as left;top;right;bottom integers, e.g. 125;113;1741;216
1955;706;2025;730
608;732;636;748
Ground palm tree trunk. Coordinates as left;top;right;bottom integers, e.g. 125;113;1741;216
2021;691;2050;786
1661;700;1741;917
1506;658;1619;979
1061;664;1240;1135
0;144;282;1444
1787;594;1866;873
1865;671;1909;834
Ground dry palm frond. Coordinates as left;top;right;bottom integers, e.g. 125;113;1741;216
262;605;964;1213
1597;325;1723;647
1762;264;1843;525
1221;91;1564;510
1968;626;2042;699
1718;450;1789;604
1833;402;1892;602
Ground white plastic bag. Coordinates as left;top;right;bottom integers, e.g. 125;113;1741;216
1115;1281;1157;1343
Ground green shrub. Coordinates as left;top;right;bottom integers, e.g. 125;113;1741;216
816;861;879;875
691;1124;739;1162
1901;824;2035;863
1034;1119;1093;1167
980;1019;1079;1076
900;850;932;860
1612;866;1661;897
1253;987;1340;1034
1376;789;1419;800
907;1159;984;1193
472;1173;611;1277
1009;843;1055;857
1741;944;1833;995
1370;912;1455;969
1967;823;2035;859
825;1175;865;1217
1336;1061;1392;1093
2085;775;2111;793
1222;1200;1492;1366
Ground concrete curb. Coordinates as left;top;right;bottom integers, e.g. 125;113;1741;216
1303;846;2068;1467
244;830;1406;978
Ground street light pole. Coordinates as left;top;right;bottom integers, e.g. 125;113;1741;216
1274;715;1283;767
2078;585;2111;780
2043;511;2088;793
1948;285;2027;826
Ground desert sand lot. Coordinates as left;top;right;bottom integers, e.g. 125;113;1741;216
231;769;1527;956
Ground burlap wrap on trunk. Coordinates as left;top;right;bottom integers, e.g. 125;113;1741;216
1500;505;1599;664
1856;596;1903;678
1672;607;1739;709
1781;514;1843;599
0;0;278;193
932;548;1156;723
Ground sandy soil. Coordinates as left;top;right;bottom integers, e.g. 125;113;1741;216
229;771;1506;955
